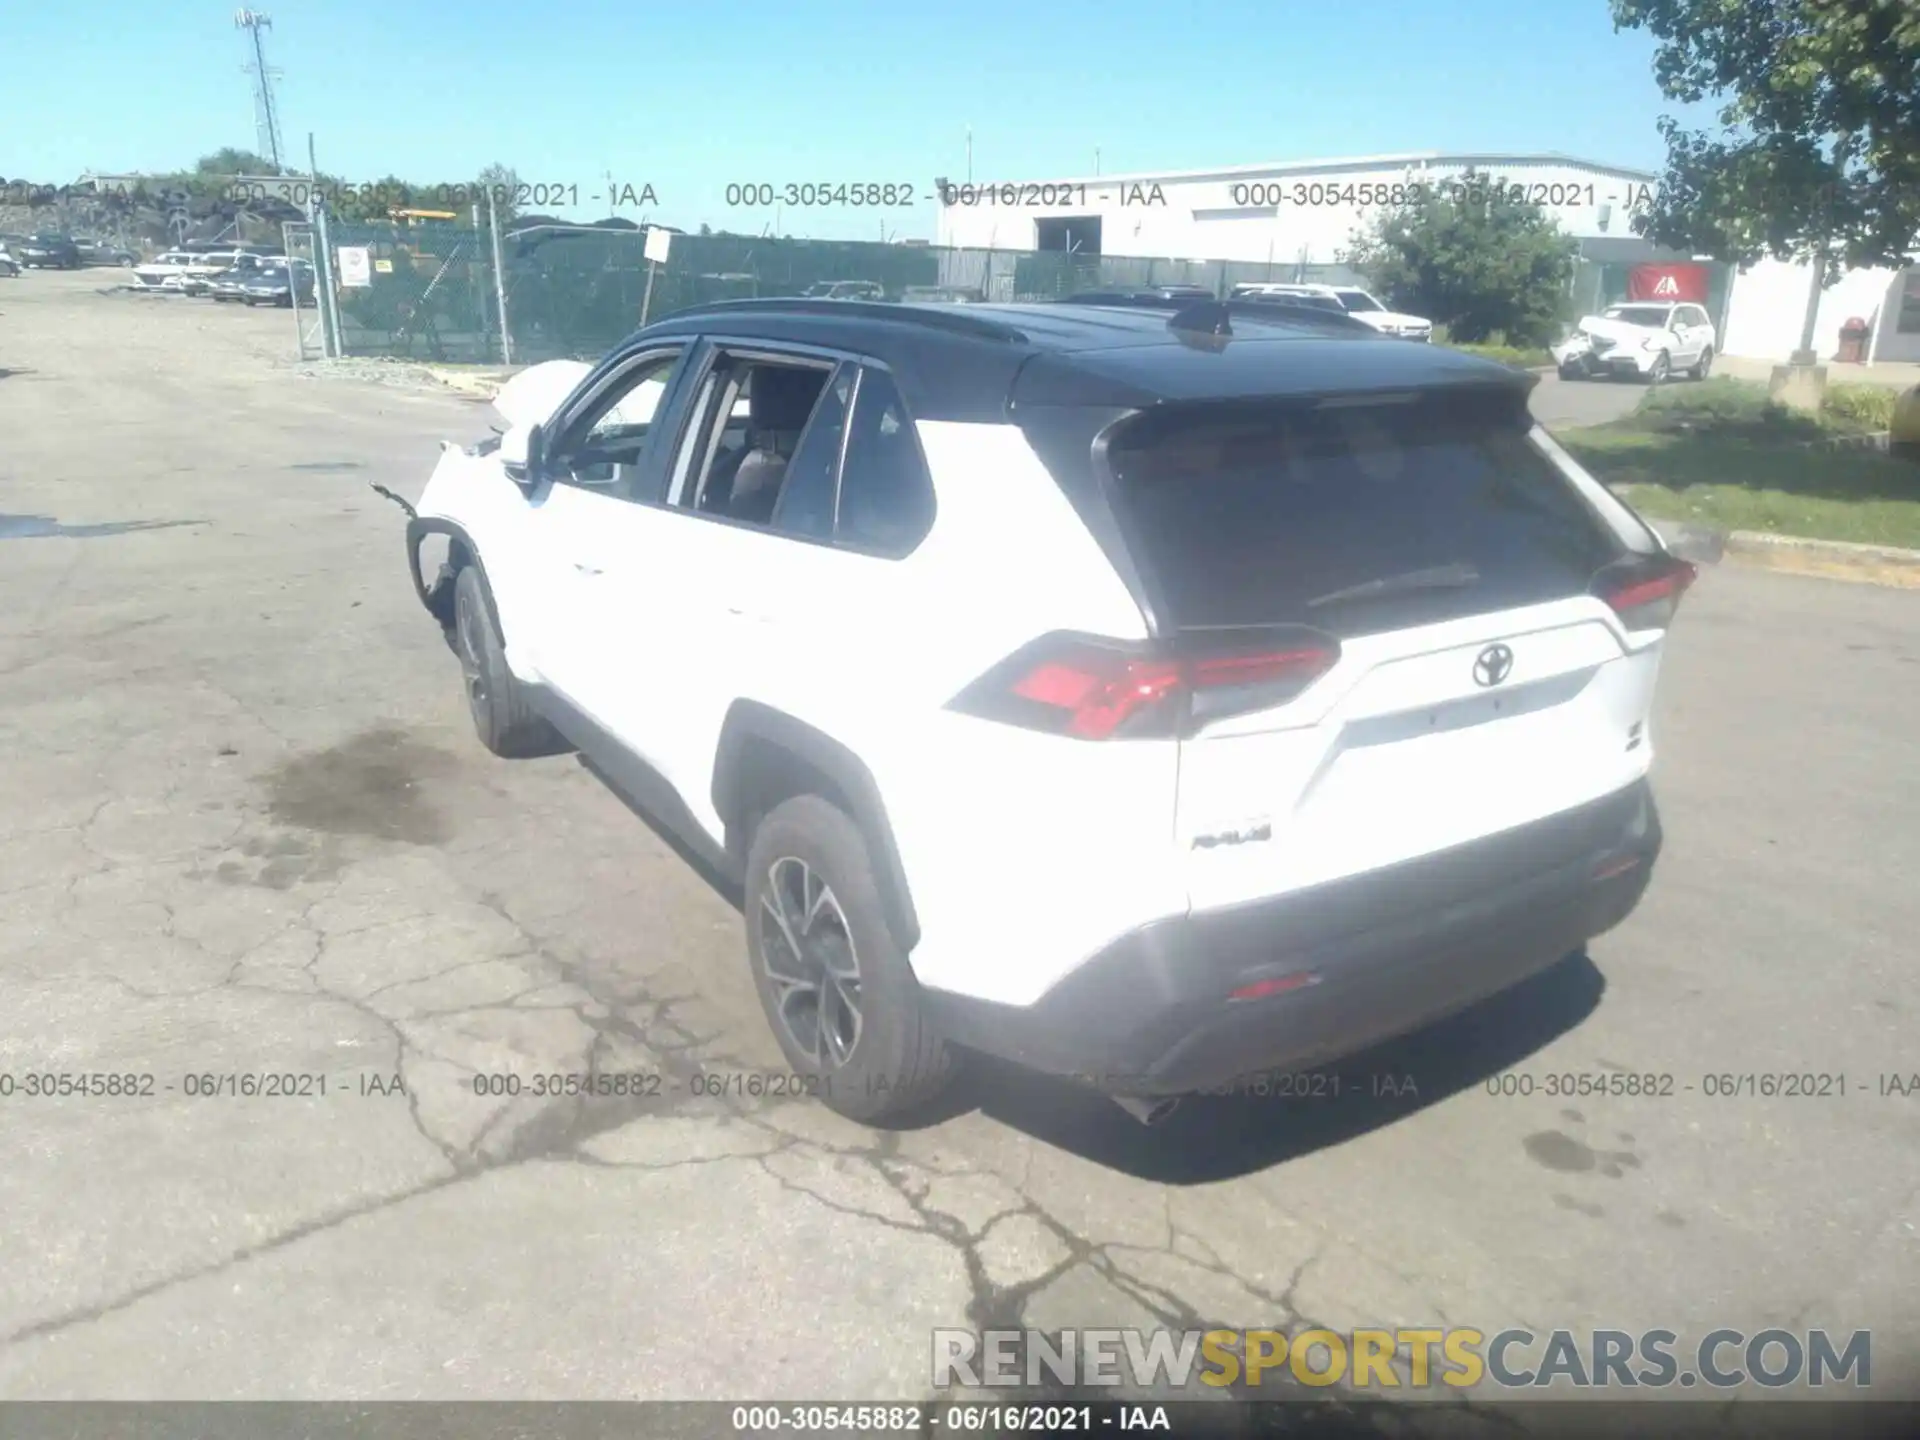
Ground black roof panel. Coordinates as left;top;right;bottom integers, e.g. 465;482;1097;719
1011;333;1532;409
628;298;1529;423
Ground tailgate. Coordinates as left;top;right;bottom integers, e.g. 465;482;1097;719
1096;389;1662;912
1175;604;1656;910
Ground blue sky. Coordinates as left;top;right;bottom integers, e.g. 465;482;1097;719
3;0;1714;239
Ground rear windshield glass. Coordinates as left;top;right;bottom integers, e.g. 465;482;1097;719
1104;398;1622;637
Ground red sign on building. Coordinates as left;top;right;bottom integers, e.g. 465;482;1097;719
1627;263;1708;303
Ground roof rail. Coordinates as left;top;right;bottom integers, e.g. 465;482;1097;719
650;296;1031;344
1053;291;1376;333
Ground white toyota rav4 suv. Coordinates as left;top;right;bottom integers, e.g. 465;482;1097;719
394;294;1690;1125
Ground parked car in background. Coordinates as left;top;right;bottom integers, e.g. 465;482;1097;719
17;234;82;269
1069;284;1216;303
899;286;982;305
1226;285;1349;316
209;253;272;301
238;258;314;306
181;251;250;296
1233;282;1432;340
130;251;209;292
803;281;886;300
0;242;19;278
1552;303;1715;383
74;237;138;267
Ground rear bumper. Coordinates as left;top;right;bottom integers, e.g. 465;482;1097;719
924;782;1661;1097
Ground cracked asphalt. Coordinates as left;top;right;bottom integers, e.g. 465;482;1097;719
1;269;1916;1415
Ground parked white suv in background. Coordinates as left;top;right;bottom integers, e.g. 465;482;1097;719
1553;302;1716;383
1231;282;1433;340
394;292;1690;1127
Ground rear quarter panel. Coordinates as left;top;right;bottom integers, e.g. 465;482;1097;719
835;421;1190;1006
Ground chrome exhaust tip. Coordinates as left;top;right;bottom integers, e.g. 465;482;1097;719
1112;1094;1182;1126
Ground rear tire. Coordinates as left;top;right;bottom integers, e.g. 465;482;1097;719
744;794;955;1123
451;564;566;758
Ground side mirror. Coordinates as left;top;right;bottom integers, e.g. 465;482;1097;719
500;422;546;488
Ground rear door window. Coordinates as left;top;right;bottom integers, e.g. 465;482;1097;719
1103;397;1622;637
835;368;936;557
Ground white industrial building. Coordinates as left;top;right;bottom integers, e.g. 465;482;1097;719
1718;257;1920;366
934;150;1920;366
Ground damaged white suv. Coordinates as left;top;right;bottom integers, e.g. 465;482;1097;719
390;294;1689;1126
1553;302;1716;383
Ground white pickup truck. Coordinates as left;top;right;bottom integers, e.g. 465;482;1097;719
1230;282;1433;340
1553;302;1716;383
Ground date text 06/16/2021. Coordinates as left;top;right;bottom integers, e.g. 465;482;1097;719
0;1072;406;1098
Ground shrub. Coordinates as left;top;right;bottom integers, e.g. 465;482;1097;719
1822;383;1897;432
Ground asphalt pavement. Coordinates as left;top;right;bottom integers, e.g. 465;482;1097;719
1;270;1915;1412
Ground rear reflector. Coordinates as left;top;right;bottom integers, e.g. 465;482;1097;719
1229;972;1321;1002
950;631;1341;740
1593;854;1643;882
1593;554;1696;631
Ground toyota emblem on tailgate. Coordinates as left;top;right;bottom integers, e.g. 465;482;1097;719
1473;644;1514;687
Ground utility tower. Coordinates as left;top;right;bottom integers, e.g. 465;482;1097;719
235;10;285;170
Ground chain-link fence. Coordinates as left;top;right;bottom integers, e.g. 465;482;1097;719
311;213;1741;366
323;219;506;362
310;214;1365;365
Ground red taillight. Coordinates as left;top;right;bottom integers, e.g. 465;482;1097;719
951;633;1341;740
1595;555;1696;631
1008;656;1184;738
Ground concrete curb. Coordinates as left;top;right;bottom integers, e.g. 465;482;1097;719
1802;429;1891;453
1724;529;1920;568
1638;515;1920;588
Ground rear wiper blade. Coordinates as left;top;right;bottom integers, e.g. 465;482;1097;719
1306;561;1481;609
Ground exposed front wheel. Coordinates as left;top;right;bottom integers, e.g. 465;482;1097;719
1648;352;1670;385
1690;346;1713;380
745;795;955;1123
451;564;568;758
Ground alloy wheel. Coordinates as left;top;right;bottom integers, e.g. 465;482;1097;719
455;592;489;721
759;856;863;1068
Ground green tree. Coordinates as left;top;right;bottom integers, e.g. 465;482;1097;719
1612;0;1920;281
1344;171;1578;344
194;148;279;176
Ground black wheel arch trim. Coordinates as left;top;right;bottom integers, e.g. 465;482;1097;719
405;516;505;642
712;700;921;952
